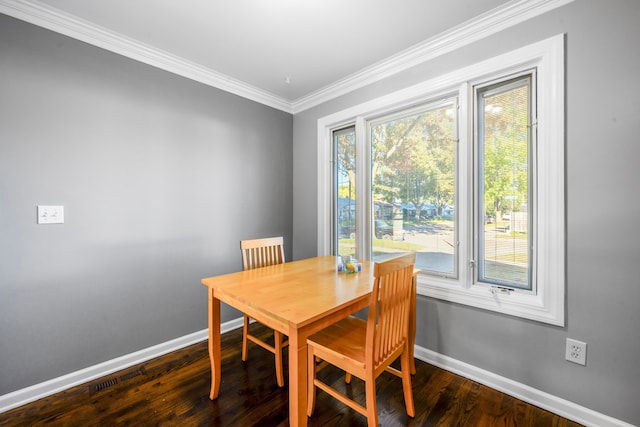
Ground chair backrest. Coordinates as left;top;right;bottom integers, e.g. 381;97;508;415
366;252;416;370
240;236;285;271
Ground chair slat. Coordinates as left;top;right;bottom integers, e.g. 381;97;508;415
239;236;287;387
307;252;416;426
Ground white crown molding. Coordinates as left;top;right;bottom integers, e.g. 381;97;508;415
0;0;293;113
291;0;575;113
0;0;574;114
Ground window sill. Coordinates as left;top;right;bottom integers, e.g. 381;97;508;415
416;273;565;326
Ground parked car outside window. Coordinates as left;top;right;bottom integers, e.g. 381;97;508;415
375;219;393;239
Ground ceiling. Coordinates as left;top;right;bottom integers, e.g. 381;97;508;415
2;0;542;112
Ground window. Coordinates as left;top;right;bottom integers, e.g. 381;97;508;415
331;101;458;271
319;35;565;325
368;100;458;276
334;126;356;259
476;73;534;291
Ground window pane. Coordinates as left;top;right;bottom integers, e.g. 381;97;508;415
334;127;356;259
477;76;532;289
369;101;457;276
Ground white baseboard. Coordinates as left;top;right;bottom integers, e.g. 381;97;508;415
2;323;632;427
413;345;634;427
0;317;243;414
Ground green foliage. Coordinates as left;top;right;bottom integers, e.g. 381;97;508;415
336;129;356;200
336;78;530;222
371;103;456;215
481;81;530;216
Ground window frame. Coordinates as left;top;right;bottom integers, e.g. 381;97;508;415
474;71;536;291
367;97;460;278
317;35;565;326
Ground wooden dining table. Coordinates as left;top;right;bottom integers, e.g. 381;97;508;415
201;255;416;427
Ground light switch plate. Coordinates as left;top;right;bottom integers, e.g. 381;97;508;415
37;205;64;224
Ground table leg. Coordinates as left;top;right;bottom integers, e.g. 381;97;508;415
207;289;221;400
288;330;308;427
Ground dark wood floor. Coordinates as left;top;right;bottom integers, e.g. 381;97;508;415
0;325;582;426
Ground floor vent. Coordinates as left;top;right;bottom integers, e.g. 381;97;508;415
119;367;146;382
90;377;119;394
89;367;147;395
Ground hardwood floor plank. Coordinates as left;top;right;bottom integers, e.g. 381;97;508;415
0;325;583;427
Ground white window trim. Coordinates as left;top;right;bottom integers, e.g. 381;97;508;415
317;34;565;326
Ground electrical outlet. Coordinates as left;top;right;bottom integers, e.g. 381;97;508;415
565;338;587;365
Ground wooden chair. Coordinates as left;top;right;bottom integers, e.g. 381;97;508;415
240;236;288;387
306;253;416;427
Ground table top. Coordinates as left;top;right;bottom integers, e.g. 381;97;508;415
201;255;374;329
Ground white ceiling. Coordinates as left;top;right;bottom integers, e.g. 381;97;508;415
1;0;564;112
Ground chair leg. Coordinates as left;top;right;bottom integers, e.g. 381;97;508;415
400;350;415;417
345;372;352;384
307;348;317;416
242;315;250;362
274;330;285;387
365;377;378;427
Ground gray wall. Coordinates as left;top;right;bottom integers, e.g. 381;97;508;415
2;1;640;425
293;0;640;425
0;15;292;395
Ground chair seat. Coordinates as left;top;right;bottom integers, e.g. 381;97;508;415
307;316;367;371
